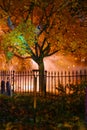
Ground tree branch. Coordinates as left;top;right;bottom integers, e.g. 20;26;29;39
14;53;31;59
45;50;59;57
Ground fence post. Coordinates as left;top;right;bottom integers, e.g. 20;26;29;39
33;75;37;123
12;71;15;93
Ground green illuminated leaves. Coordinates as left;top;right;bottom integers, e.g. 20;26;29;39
2;19;38;59
15;20;37;45
6;51;14;60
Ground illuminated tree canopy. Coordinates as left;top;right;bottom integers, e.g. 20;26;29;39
0;0;87;61
0;0;87;93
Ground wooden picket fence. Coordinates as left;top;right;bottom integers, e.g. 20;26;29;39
0;70;87;95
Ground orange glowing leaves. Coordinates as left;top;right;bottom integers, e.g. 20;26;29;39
0;0;86;65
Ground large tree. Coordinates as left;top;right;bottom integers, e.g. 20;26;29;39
0;0;87;94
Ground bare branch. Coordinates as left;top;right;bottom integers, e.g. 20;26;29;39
45;50;59;57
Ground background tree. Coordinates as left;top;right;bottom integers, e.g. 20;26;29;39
0;0;87;94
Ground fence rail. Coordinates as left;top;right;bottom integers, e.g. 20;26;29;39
0;70;87;95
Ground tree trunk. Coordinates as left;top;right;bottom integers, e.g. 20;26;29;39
38;60;46;96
